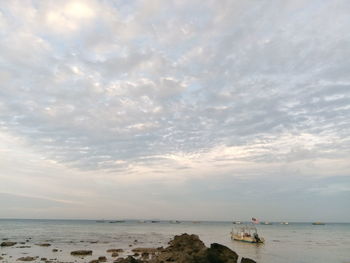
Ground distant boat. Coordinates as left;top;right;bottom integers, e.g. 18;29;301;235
233;221;241;224
151;220;160;223
280;222;289;225
231;225;264;243
312;222;325;225
261;222;272;225
109;220;125;223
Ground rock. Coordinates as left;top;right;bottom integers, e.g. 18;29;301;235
0;256;3;260
70;250;93;256
89;260;99;263
131;248;158;254
17;246;31;248
241;258;257;263
52;249;58;252
111;252;119;257
107;249;124;253
113;256;142;263
207;243;238;263
1;241;17;247
148;233;238;263
17;256;37;261
35;243;51;247
98;256;107;262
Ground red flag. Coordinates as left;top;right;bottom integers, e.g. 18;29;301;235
252;217;259;224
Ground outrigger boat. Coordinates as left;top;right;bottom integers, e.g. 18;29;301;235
231;225;264;243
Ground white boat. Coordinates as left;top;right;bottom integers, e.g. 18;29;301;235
231;225;264;243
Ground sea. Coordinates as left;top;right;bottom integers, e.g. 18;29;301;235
0;219;349;263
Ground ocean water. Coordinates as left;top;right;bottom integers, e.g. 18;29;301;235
0;219;349;263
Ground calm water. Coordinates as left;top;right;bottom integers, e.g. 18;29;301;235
0;219;349;263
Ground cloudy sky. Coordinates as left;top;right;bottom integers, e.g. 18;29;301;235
0;0;349;222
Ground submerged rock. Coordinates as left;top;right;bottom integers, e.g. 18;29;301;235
17;256;37;261
107;249;124;253
35;243;51;247
111;252;119;257
70;250;93;256
98;256;107;262
113;256;142;263
131;248;158;254
1;241;17;247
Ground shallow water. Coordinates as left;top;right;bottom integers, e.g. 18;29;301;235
0;219;349;263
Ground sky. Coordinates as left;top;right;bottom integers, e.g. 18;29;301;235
0;0;349;222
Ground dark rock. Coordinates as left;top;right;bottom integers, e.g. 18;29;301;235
17;246;31;248
113;256;142;263
241;257;257;263
1;241;17;247
40;258;47;261
35;243;51;247
52;249;58;252
148;233;238;263
70;250;93;256
207;243;238;263
107;249;124;253
89;260;99;263
98;256;107;262
0;256;3;260
17;256;37;261
132;248;158;254
111;252;119;257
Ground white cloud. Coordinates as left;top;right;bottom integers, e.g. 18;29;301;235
0;0;349;220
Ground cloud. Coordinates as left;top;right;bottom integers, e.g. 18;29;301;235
0;0;349;220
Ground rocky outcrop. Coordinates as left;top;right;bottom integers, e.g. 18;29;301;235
70;250;93;256
109;234;254;263
1;241;17;247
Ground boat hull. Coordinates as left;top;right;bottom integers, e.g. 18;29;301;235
231;235;264;243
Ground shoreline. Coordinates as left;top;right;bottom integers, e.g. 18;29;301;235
1;233;254;263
